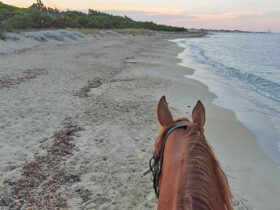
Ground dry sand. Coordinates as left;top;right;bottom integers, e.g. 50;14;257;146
0;30;280;209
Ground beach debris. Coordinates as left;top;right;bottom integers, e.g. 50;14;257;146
0;125;5;130
8;164;17;171
109;78;135;83
76;78;135;97
77;79;103;97
75;188;92;203
0;69;46;89
75;51;106;59
0;121;83;209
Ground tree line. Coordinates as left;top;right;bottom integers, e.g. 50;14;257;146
0;0;187;34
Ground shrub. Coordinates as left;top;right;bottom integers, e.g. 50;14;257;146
0;1;188;32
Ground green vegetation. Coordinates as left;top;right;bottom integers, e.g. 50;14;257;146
0;0;187;35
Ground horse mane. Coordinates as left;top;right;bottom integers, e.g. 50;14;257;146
153;119;232;210
180;124;232;210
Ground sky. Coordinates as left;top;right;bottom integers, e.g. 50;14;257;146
3;0;280;32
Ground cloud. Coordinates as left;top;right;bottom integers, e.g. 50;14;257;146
104;9;265;23
186;11;264;20
103;9;279;32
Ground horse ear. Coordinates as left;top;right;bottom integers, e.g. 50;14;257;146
157;96;174;127
192;100;205;128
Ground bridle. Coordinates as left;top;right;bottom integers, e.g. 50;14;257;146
144;121;187;198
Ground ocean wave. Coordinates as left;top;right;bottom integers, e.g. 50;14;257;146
187;42;280;102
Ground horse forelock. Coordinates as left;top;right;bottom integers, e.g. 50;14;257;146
180;126;232;210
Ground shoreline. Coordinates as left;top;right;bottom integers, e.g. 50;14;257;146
175;37;280;167
166;38;280;210
0;30;280;209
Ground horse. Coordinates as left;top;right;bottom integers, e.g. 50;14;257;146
147;96;232;210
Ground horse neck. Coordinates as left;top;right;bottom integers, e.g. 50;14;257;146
157;128;232;210
157;129;189;210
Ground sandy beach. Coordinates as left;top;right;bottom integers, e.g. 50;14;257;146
0;30;280;209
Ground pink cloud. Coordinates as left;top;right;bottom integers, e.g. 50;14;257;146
105;9;279;32
188;11;264;20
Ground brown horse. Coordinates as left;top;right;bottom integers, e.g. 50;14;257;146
149;96;232;210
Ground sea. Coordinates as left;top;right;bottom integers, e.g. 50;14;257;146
175;32;280;166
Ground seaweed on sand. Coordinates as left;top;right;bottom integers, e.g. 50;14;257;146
0;122;82;209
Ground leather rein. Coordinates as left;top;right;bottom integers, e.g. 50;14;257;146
143;121;187;198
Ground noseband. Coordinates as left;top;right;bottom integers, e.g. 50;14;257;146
144;121;187;198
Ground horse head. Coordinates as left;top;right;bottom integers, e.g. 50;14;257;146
149;96;232;210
